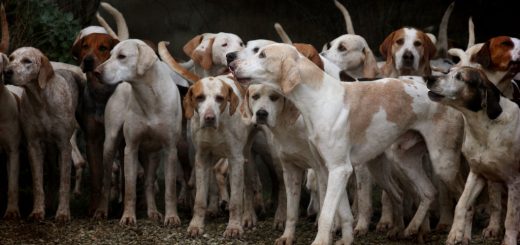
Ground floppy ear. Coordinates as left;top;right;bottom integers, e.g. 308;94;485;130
362;47;379;78
280;56;301;94
379;31;396;60
240;88;253;124
110;37;120;50
38;55;55;89
183;86;195;119
0;53;8;71
472;41;491;69
482;79;502;120
281;98;300;125
71;37;83;60
293;43;324;70
193;37;215;70
227;84;240;116
421;32;437;61
136;42;158;76
183;34;203;58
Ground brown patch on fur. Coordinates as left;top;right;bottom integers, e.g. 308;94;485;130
183;81;204;119
71;33;119;69
472;36;515;71
293;43;324;70
218;79;239;115
432;105;447;123
345;79;417;143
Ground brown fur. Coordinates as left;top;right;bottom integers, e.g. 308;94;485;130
472;36;517;72
293;43;324;70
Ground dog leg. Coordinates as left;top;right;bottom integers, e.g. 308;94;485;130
94;130;120;219
85;119;104;214
447;171;485;245
377;191;394;232
164;146;181;226
273;156;287;231
71;129;86;196
435;180;454;231
275;162;303;245
336;186;354;245
187;153;211;237
243;156;258;229
482;181;503;238
27;141;45;221
55;140;73;222
4;148;20;219
223;154;245;238
120;144;139;225
144;152;162;222
213;158;229;211
502;179;520;245
353;164;372;236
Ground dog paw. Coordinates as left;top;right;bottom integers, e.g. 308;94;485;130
147;210;163;222
29;210;45;221
3;208;21;220
386;227;403;240
223;224;243;238
119;214;137;226
164;215;181;227
273;218;285;231
55;210;71;223
242;212;257;229
187;225;204;237
376;220;393;232
446;228;467;245
275;235;294;245
93;209;108;220
334;237;354;245
353;225;368;237
482;225;500;238
403;225;420;238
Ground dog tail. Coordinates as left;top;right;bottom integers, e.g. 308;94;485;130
436;2;454;58
99;2;129;40
334;0;355;35
0;4;9;53
96;13;118;39
274;23;292;44
158;41;200;84
467;17;475;49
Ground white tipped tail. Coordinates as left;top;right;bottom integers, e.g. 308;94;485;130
274;23;293;44
0;4;9;53
334;0;355;34
467;17;475;49
158;41;200;84
436;2;454;58
99;2;129;40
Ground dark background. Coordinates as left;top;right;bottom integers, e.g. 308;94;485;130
99;0;520;60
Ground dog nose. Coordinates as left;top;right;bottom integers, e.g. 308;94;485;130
204;113;216;124
403;51;414;62
226;52;238;65
4;69;12;83
83;56;95;72
256;109;268;121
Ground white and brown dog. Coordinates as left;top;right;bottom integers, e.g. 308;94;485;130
94;39;183;226
229;43;464;244
427;66;520;245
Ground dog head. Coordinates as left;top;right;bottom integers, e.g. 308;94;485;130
380;27;436;76
321;34;378;78
471;36;520;75
95;39;158;85
183;32;244;70
426;66;502;119
240;84;299;127
4;47;54;89
183;76;240;128
72;33;119;72
232;39;276;62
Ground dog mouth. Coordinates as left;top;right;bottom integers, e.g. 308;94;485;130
231;71;251;84
427;90;445;101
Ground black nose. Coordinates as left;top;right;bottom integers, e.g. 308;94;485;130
4;69;12;83
83;56;95;72
226;52;237;65
403;51;414;62
204;114;215;124
256;109;268;120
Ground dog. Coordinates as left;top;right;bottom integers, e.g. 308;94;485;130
229;43;465;244
427;66;520;245
183;33;244;77
71;26;120;214
183;75;248;238
93;39;183;226
380;27;437;77
4;47;84;222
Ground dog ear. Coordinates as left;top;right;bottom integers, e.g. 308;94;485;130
183;35;214;70
38;54;55;89
421;31;437;61
227;84;240;116
281;97;300;125
379;31;396;60
293;43;324;70
136;42;158;76
71;37;83;60
183;86;195;119
0;53;8;71
110;37;120;49
362;47;379;78
280;56;300;94
183;34;203;58
482;79;502;120
471;41;491;69
239;88;253;124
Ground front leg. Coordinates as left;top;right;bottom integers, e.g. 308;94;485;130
94;129;120;219
482;181;503;238
224;154;245;238
502;179;520;245
275;162;303;245
27;141;45;221
187;153;211;237
447;171;485;245
163;146;181;226
56;140;73;222
4;149;20;219
120;145;139;225
353;164;372;236
144;152;162;223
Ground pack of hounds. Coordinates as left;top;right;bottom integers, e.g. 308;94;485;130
1;1;520;245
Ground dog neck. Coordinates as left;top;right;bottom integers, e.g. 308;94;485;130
484;70;515;98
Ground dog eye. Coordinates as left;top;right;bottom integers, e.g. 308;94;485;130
240;42;244;47
252;94;260;100
99;45;108;52
414;41;422;47
501;40;514;47
259;51;266;58
215;95;225;103
222;43;228;47
396;39;404;45
82;44;89;50
117;54;126;60
195;95;205;102
22;58;32;64
338;44;347;52
269;94;279;101
253;47;259;53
